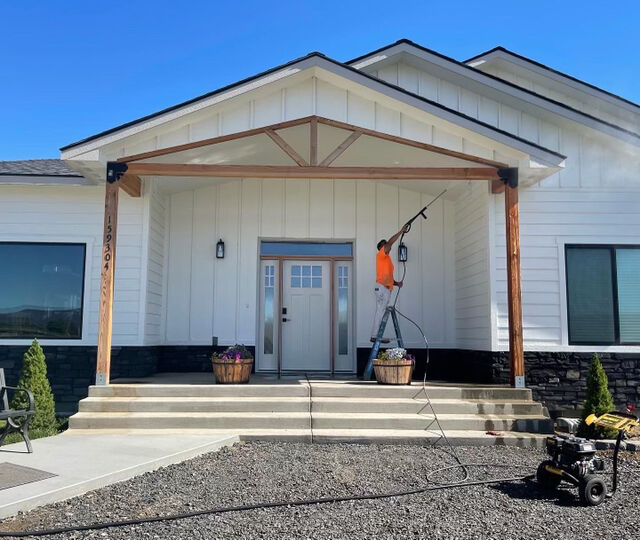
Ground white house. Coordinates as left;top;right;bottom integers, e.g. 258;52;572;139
1;39;639;414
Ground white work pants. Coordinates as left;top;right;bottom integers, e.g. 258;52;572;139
371;283;392;338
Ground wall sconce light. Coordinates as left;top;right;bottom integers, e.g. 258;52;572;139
216;239;225;259
398;242;408;262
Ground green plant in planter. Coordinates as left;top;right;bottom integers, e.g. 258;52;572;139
11;339;57;435
577;354;617;440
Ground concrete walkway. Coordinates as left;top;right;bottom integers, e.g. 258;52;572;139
0;431;238;518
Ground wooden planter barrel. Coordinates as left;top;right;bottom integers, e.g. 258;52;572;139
212;358;253;384
373;359;414;385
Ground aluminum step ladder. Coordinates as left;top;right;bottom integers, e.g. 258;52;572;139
363;305;404;380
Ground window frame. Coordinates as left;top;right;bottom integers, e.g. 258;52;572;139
0;241;88;341
565;244;640;346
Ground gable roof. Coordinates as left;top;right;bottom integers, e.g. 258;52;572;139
465;46;640;112
0;159;83;177
347;38;640;144
60;52;565;167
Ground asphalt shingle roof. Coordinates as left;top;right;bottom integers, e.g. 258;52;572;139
0;159;82;177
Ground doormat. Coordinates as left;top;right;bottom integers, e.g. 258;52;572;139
0;463;56;491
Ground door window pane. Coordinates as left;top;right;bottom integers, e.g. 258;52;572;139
616;249;640;343
566;247;615;344
291;265;321;289
0;243;85;339
263;265;275;354
337;266;349;354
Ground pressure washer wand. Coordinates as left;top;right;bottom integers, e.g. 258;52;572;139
401;189;447;232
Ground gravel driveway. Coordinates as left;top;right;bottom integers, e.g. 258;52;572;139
1;442;638;539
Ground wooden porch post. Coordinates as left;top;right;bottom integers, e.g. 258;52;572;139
95;163;128;385
503;169;525;387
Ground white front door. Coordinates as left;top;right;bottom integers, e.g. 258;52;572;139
281;260;331;371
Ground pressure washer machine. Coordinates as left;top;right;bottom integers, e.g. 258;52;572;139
536;410;639;506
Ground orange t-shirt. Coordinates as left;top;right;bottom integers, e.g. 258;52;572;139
376;248;394;290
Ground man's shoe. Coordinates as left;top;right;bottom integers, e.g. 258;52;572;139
370;337;391;344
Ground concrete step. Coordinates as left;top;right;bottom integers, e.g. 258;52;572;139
311;412;552;432
310;384;532;400
78;396;543;416
89;383;532;401
78;396;310;414
66;428;548;448
312;397;542;415
88;384;310;399
69;411;553;433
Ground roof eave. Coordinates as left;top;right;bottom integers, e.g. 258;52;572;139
464;46;640;113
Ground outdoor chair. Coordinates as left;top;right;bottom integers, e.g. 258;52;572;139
0;368;35;453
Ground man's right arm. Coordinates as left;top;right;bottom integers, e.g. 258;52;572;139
384;224;410;253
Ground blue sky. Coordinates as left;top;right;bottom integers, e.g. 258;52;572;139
1;1;638;160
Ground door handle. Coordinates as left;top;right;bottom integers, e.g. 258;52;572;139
282;318;290;322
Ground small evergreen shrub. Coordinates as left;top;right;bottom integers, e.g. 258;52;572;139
10;339;57;435
577;354;617;439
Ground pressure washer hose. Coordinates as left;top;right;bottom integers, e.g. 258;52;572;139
1;467;535;537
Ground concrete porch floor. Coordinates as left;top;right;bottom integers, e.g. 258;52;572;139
112;372;513;387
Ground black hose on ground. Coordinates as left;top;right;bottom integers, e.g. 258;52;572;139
0;468;536;538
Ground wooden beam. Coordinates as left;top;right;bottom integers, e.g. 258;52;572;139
310;117;318;166
96;180;119;385
119;174;142;197
264;129;308;166
118;115;507;170
317;117;508;168
117;116;314;163
505;183;525;387
319;130;362;167
491;179;506;194
125;162;500;180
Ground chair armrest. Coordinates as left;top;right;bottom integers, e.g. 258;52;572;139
2;386;35;413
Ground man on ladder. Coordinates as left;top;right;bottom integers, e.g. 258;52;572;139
370;224;410;345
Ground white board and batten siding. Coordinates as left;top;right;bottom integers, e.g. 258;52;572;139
162;179;456;350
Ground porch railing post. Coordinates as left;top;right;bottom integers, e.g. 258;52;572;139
96;162;127;385
503;169;525;388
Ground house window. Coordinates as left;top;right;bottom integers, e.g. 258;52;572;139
565;245;640;345
0;243;86;339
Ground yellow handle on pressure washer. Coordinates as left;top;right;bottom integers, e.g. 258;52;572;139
585;411;639;434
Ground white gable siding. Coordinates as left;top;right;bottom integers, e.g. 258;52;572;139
0;185;146;346
476;63;640;134
96;75;503;169
163;179;456;351
372;62;639;187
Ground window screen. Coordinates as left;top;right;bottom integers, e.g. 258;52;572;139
0;243;85;339
616;249;640;343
